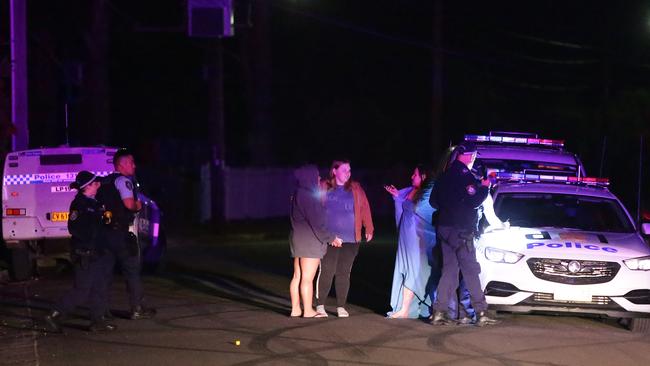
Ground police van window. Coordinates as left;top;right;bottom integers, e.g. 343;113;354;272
40;154;82;165
494;193;634;233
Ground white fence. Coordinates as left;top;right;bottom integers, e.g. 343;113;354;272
223;167;297;220
200;166;402;221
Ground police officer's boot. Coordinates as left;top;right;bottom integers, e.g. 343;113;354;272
476;311;500;326
43;310;63;333
456;316;474;325
89;319;117;332
431;311;455;326
130;305;156;320
103;309;115;320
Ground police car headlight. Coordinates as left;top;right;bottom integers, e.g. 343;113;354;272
623;256;650;271
485;247;524;264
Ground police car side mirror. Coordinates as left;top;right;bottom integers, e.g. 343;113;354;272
642;223;650;236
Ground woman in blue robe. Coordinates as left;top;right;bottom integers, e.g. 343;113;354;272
385;166;438;318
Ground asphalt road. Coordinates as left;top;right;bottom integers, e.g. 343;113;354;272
2;226;650;366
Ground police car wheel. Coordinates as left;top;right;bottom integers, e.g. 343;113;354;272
9;247;34;281
627;318;650;333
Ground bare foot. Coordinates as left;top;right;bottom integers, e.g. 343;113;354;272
290;309;302;317
388;311;408;319
302;310;319;318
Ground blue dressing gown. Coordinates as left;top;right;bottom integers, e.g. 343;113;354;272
387;182;438;318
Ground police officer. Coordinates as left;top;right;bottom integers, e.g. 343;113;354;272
97;148;155;320
429;142;499;326
44;171;116;332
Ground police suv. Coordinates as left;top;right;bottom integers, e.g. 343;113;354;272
2;147;165;280
477;173;650;332
465;131;586;177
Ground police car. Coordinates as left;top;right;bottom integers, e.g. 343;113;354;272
465;131;586;177
477;173;650;332
2;147;166;280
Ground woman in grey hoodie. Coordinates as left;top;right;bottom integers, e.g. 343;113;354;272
290;165;342;317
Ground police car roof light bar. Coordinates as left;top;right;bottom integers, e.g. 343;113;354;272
465;134;565;148
489;131;538;139
494;172;609;186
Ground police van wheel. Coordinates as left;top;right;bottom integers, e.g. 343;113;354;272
9;247;34;281
627;318;650;333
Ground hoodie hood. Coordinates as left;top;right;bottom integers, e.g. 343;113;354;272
294;165;319;190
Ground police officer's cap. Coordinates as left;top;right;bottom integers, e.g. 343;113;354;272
70;171;97;190
455;141;479;155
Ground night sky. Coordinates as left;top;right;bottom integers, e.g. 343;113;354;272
4;0;650;210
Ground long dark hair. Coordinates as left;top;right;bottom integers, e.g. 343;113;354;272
412;163;434;202
325;159;353;191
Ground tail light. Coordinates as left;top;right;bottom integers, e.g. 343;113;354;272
6;208;26;216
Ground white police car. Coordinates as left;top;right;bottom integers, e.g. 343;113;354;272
2;147;165;280
465;131;586;177
477;173;650;332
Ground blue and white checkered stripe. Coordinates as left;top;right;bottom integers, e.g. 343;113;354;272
3;174;33;185
3;171;113;186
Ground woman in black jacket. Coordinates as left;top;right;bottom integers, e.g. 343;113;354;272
289;165;341;317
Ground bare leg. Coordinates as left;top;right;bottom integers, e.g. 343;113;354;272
300;258;320;317
290;258;302;317
390;287;415;318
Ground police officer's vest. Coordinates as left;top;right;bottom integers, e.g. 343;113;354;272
96;173;136;229
68;193;103;251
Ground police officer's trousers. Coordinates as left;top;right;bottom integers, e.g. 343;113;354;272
433;226;487;313
105;229;144;309
54;252;113;321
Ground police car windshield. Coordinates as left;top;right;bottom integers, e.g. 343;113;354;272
494;193;635;233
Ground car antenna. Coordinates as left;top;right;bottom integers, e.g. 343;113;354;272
578;164;581;180
64;103;70;147
599;136;607;177
637;135;644;227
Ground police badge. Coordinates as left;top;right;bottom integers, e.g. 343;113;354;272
70;210;79;221
466;185;476;195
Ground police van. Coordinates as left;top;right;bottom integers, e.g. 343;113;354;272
477;173;650;332
465;131;587;177
2;147;165;280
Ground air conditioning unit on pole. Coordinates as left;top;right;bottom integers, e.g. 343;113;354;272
188;0;234;38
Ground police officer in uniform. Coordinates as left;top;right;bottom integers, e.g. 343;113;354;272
429;142;499;326
97;148;155;320
44;171;116;332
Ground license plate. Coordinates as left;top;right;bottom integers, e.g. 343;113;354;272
554;288;591;302
51;212;69;222
51;186;72;193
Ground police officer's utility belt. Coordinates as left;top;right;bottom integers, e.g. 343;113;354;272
457;230;478;241
73;248;96;257
107;222;132;231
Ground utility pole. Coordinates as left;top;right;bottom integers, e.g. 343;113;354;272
85;0;110;144
241;0;272;165
188;0;233;223
431;0;443;158
10;0;28;150
206;39;226;222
